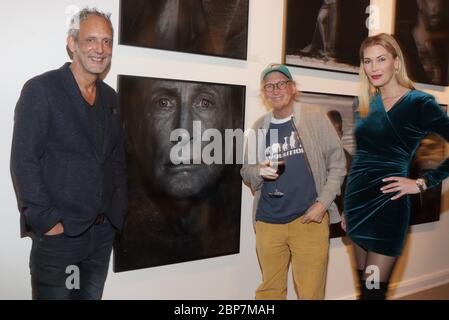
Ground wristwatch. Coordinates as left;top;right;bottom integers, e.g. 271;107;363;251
415;178;428;193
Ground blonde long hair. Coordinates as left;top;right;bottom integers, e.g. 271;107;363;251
358;33;415;117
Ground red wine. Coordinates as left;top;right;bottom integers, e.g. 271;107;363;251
276;162;285;175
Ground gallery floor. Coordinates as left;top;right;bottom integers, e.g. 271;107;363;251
398;282;449;300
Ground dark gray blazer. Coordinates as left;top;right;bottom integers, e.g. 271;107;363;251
11;63;128;237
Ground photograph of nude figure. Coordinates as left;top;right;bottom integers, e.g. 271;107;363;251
119;0;249;59
394;0;449;86
284;0;370;74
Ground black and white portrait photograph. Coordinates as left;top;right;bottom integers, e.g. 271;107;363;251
119;0;249;59
394;0;449;86
113;75;245;272
284;0;370;74
299;93;446;237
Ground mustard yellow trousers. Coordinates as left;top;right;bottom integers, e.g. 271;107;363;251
255;214;330;300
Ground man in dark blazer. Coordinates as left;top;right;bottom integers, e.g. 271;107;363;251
10;8;127;300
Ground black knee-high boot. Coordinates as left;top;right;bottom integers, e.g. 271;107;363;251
360;281;389;300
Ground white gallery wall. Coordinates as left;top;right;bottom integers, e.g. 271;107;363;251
0;0;448;299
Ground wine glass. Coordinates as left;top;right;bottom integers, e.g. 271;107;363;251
268;158;285;198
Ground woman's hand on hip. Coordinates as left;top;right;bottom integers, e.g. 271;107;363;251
380;176;420;200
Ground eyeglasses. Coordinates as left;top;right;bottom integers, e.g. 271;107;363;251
263;80;290;92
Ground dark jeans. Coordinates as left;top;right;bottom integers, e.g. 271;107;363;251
29;219;116;300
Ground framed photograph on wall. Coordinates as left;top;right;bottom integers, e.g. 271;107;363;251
114;75;245;272
284;0;370;74
298;92;355;238
394;0;449;86
119;0;249;60
298;92;445;238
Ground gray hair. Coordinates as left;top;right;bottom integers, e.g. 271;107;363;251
68;7;114;40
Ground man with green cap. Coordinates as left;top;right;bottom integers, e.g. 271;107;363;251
241;63;346;299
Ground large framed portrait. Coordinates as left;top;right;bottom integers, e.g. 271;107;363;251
394;0;449;86
119;0;249;60
298;92;445;238
114;75;245;272
284;0;370;74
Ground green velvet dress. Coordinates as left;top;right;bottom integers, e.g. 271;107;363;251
344;90;449;256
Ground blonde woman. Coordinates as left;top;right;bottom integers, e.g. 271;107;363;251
342;33;449;299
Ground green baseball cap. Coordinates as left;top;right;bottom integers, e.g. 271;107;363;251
261;64;293;81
